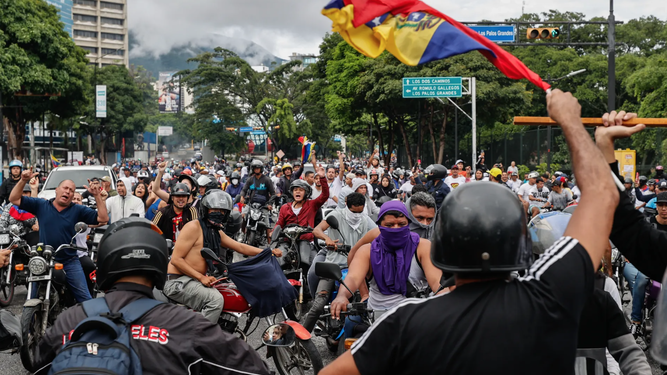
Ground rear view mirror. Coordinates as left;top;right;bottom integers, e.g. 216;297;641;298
262;323;296;347
75;222;88;233
315;262;343;281
325;216;340;230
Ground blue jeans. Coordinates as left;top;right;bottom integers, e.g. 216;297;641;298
624;262;648;322
31;257;92;303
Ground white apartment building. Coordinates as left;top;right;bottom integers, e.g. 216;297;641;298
71;0;128;68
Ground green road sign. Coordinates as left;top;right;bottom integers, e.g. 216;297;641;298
402;77;462;98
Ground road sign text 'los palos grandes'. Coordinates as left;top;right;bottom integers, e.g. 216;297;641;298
402;77;462;98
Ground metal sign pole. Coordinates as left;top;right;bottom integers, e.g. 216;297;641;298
472;77;477;174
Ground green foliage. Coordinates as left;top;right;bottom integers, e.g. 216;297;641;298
535;163;560;175
0;0;90;158
517;164;530;178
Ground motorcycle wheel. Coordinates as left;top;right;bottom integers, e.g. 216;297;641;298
284;298;303;322
0;268;15;307
270;338;323;375
20;305;44;372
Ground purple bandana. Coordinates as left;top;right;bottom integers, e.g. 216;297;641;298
370;201;420;295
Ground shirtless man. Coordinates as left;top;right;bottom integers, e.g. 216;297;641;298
163;190;282;323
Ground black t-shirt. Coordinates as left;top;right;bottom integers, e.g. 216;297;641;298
351;237;593;375
648;216;667;232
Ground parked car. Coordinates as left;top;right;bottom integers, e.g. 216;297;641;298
37;166;117;200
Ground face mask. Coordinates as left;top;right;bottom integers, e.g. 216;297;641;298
345;208;364;230
208;211;227;228
232;179;239;185
378;225;411;253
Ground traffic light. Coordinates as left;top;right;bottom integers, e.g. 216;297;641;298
526;28;560;39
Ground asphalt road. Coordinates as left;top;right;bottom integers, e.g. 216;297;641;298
1;282;661;374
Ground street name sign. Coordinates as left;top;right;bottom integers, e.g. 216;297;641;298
239;127;253;133
157;126;173;136
468;25;515;43
402;77;462;98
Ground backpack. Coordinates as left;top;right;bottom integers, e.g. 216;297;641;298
48;298;163;375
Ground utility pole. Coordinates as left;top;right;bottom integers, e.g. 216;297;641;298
608;0;616;111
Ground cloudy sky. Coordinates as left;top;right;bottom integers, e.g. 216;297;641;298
128;0;666;60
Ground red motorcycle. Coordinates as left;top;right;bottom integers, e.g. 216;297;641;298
202;248;323;375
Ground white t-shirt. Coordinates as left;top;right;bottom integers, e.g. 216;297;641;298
528;185;549;204
311;182;322;200
507;178;522;192
399;181;414;193
327;177;343;207
517;182;534;202
572;186;581;202
444;175;466;190
271;176;280;191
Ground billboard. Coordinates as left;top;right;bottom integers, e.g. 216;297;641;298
157;72;182;114
45;0;73;37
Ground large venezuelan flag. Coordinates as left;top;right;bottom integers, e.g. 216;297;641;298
322;0;550;91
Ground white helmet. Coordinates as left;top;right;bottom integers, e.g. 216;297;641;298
137;170;149;179
528;171;540;179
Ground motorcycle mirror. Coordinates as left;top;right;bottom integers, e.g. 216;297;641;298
262;323;296;347
315;262;343;281
572;194;578;200
271;226;282;243
200;248;222;263
74;222;88;233
325;216;340;230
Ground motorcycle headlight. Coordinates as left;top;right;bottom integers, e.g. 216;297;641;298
251;210;261;221
28;257;48;276
0;233;10;245
93;233;104;243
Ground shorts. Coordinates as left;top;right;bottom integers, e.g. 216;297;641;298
528;204;542;213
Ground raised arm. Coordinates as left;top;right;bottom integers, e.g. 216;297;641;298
152;162;169;201
11;170;38;206
547;90;619;270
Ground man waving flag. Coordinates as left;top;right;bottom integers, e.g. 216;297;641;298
322;0;550;91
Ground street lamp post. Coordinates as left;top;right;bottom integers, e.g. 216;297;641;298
90;48;124;156
545;69;587;173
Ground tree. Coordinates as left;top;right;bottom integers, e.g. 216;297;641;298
0;0;90;160
81;65;147;164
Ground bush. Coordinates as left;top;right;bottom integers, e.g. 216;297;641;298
517;164;530;178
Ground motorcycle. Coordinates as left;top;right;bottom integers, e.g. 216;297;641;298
271;224;319;319
158;248;323;375
0;225;40;307
635;279;662;350
86;224;108;262
244;202;271;248
19;222;89;372
315;262;374;356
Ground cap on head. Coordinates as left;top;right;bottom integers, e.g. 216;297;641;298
657;192;667;204
489;168;502;179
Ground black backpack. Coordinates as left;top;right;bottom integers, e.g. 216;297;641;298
48;298;162;375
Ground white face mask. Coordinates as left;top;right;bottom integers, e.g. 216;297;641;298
232;179;239;185
345;207;365;230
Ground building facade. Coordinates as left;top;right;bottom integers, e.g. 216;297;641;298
71;0;129;67
288;53;318;71
45;0;74;37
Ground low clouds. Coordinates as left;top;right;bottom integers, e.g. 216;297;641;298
128;0;666;61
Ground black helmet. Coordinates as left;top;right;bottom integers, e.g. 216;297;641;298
178;174;198;190
250;159;263;170
426;164;447;181
170;182;191;196
639;175;648;185
96;217;169;290
375;195;392;208
230;171;241;181
431;182;532;273
624;177;633;184
201;190;233;223
290;179;312;199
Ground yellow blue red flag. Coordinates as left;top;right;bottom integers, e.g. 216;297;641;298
50;154;60;168
322;0;550;91
298;136;315;163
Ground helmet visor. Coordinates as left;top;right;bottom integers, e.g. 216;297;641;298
650;272;667;363
203;191;232;211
